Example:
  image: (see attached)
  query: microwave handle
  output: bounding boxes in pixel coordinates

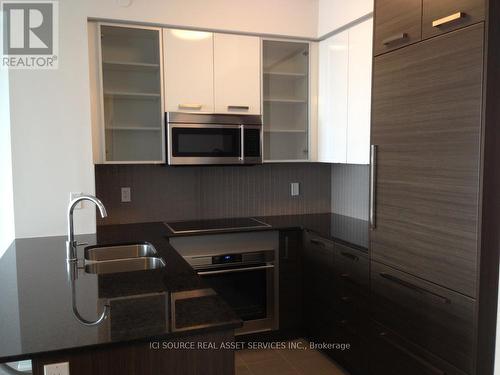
[240,124,244,161]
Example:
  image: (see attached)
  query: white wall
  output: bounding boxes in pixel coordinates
[0,64,15,254]
[318,0,373,36]
[9,0,320,238]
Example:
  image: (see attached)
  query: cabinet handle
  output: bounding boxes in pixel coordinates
[432,12,466,28]
[378,332,446,375]
[340,251,359,262]
[382,33,408,46]
[228,105,250,111]
[379,273,451,304]
[310,239,327,247]
[369,145,377,230]
[341,273,360,287]
[283,235,289,260]
[178,104,202,110]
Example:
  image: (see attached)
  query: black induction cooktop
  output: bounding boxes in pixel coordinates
[165,217,271,234]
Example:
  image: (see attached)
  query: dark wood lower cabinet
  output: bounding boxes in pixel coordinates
[278,230,303,336]
[370,261,475,373]
[370,321,468,375]
[302,231,370,375]
[31,331,235,375]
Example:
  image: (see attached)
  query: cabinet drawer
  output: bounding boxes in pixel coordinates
[334,243,369,294]
[422,0,485,39]
[374,0,422,55]
[370,321,468,375]
[371,262,474,373]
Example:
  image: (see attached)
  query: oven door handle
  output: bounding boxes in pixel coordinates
[197,264,274,276]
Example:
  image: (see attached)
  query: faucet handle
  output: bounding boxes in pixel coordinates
[76,242,88,247]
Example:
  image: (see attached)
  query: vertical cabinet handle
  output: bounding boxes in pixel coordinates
[240,124,244,161]
[283,235,289,259]
[370,145,377,230]
[432,12,466,28]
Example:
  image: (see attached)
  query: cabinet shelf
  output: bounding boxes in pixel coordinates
[263,71,306,78]
[104,91,161,100]
[263,98,307,103]
[103,61,160,71]
[105,126,161,131]
[264,129,307,133]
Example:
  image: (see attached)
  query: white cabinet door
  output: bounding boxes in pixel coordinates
[347,18,372,164]
[163,29,214,113]
[318,30,349,163]
[214,34,261,115]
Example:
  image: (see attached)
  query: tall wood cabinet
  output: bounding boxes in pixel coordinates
[369,0,500,374]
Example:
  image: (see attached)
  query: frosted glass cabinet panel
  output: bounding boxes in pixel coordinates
[99,25,164,163]
[263,40,310,161]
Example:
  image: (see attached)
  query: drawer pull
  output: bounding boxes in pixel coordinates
[382,33,408,46]
[379,332,446,375]
[178,104,202,110]
[380,273,451,304]
[341,273,361,287]
[228,105,250,111]
[340,251,359,262]
[310,239,327,247]
[432,12,466,28]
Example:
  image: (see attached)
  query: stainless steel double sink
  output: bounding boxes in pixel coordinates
[84,243,165,274]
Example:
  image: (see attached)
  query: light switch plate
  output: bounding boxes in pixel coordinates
[290,182,300,197]
[69,192,83,209]
[44,362,70,375]
[121,187,131,203]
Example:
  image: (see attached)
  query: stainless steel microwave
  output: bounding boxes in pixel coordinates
[166,112,262,165]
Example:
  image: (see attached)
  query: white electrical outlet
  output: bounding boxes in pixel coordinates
[290,182,300,197]
[121,187,131,203]
[44,362,70,375]
[69,192,83,209]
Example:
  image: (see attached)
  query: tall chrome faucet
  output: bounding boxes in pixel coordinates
[66,194,107,262]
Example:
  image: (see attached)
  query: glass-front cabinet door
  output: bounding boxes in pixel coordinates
[99,24,164,163]
[262,40,309,161]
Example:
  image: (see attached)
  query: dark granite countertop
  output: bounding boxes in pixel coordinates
[0,223,241,363]
[165,213,368,251]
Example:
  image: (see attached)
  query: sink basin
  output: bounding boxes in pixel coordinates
[84,257,165,274]
[85,243,157,262]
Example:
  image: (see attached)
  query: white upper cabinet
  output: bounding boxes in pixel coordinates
[214,34,261,114]
[318,30,348,163]
[318,17,373,164]
[347,18,372,164]
[163,29,214,113]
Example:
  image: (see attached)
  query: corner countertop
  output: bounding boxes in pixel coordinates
[164,213,369,251]
[0,223,241,363]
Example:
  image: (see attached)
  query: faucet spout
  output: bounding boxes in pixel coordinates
[66,194,107,262]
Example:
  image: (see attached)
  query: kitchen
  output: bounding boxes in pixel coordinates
[1,0,499,375]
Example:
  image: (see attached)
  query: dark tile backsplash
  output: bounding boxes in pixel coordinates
[95,163,332,225]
